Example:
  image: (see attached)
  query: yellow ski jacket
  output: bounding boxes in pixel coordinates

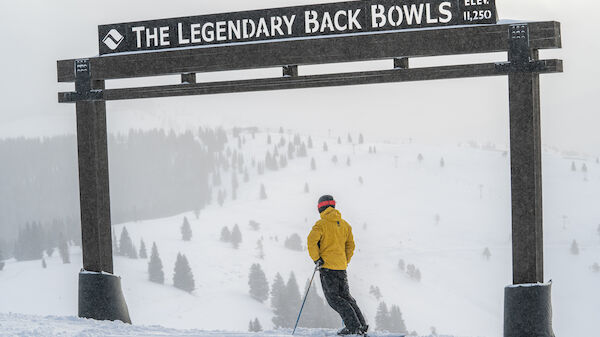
[307,207,355,270]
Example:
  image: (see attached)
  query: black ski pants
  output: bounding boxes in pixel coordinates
[319,268,366,330]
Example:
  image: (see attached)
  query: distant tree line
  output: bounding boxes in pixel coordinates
[0,127,227,255]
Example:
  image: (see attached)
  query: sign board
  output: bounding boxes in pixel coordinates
[98,0,497,55]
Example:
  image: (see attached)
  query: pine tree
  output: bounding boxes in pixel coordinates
[398,259,405,271]
[253,318,263,332]
[220,226,231,242]
[0,246,4,271]
[308,136,313,149]
[173,253,195,292]
[440,157,445,168]
[42,258,47,269]
[347,133,353,143]
[358,176,364,185]
[260,184,267,200]
[256,240,265,259]
[389,305,408,333]
[283,272,302,328]
[337,136,342,144]
[58,233,70,264]
[298,142,308,157]
[139,239,148,259]
[570,240,579,255]
[375,302,391,331]
[148,242,165,284]
[592,262,600,273]
[332,155,338,164]
[417,153,424,162]
[346,157,351,167]
[181,216,192,241]
[311,157,317,171]
[323,142,329,152]
[571,161,577,171]
[119,227,134,257]
[271,273,288,328]
[249,318,263,332]
[483,247,492,260]
[267,134,272,145]
[249,263,270,302]
[304,182,310,193]
[231,224,242,249]
[359,133,364,144]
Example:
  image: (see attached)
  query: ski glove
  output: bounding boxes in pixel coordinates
[314,258,324,268]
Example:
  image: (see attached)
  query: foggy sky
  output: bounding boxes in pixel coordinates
[0,0,597,156]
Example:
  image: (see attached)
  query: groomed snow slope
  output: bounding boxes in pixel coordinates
[0,132,598,337]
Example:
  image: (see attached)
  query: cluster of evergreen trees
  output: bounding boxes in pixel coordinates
[147,242,195,292]
[13,221,72,264]
[375,302,408,333]
[247,266,339,329]
[284,234,303,251]
[248,318,263,332]
[398,259,422,282]
[114,227,142,259]
[220,224,243,249]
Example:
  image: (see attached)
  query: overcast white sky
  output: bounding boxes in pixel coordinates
[0,0,597,155]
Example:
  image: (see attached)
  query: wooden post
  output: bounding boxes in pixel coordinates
[507,25,544,284]
[75,60,113,274]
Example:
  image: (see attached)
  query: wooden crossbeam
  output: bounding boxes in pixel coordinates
[58,60,562,103]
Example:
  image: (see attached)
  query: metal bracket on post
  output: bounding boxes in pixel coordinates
[62,59,104,102]
[283,65,298,77]
[393,57,409,69]
[496,24,549,73]
[181,73,197,84]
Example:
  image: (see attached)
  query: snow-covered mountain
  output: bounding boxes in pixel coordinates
[0,130,598,337]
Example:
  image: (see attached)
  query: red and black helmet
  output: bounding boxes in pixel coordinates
[318,195,336,213]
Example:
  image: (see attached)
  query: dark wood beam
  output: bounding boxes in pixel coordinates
[75,79,113,273]
[59,60,562,102]
[57,21,560,82]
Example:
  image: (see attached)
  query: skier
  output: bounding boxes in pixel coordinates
[307,195,368,336]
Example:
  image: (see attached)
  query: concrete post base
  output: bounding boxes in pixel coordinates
[78,271,131,324]
[504,282,554,337]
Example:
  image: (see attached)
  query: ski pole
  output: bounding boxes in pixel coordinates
[292,264,319,335]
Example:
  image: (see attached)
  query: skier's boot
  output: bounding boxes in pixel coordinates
[359,324,369,335]
[337,326,363,336]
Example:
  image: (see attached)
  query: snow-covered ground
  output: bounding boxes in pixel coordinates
[0,131,598,337]
[0,312,416,337]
